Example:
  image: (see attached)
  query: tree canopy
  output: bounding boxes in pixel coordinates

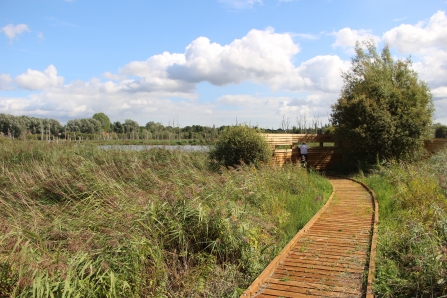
[331,40,434,167]
[66,118,102,134]
[92,112,111,132]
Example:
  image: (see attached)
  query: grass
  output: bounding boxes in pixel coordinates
[358,150,447,297]
[0,138,331,297]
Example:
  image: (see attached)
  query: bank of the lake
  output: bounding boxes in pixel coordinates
[0,139,331,297]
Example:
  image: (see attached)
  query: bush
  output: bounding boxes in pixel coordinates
[209,125,272,168]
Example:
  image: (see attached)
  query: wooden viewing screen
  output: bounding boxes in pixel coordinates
[263,134,447,171]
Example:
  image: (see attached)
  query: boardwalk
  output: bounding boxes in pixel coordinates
[242,177,377,297]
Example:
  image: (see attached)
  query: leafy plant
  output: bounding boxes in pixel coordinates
[209,125,272,168]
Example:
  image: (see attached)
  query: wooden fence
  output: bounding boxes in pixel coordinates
[263,134,447,170]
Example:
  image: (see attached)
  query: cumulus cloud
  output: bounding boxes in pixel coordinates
[0,74,14,90]
[275,55,350,93]
[413,49,447,89]
[118,51,195,93]
[1,27,352,127]
[383,10,447,53]
[15,65,64,90]
[332,28,380,52]
[102,72,125,81]
[216,93,334,126]
[167,28,299,87]
[1,24,30,41]
[86,28,344,98]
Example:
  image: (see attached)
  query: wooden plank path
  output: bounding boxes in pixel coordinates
[241,177,378,298]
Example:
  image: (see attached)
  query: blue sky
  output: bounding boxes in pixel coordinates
[1,0,447,128]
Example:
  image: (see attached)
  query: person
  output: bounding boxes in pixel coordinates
[298,142,308,163]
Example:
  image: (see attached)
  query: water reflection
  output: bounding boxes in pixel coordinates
[99,145,209,152]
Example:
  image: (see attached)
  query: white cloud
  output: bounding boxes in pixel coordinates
[167,28,300,87]
[0,27,350,127]
[0,74,14,90]
[275,55,350,93]
[218,0,262,9]
[383,10,447,53]
[332,28,381,52]
[1,24,30,41]
[432,86,447,98]
[413,49,447,89]
[37,32,44,40]
[15,65,64,90]
[102,72,125,81]
[4,20,446,127]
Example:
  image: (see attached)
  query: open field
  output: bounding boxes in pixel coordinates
[0,139,331,297]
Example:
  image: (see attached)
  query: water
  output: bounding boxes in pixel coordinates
[98,145,209,152]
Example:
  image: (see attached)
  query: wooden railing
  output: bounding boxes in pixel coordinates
[263,134,447,170]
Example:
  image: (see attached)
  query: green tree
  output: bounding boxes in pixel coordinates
[209,125,272,168]
[433,123,447,138]
[67,118,102,134]
[92,112,111,132]
[331,40,434,168]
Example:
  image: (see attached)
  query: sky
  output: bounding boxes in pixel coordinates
[1,0,447,129]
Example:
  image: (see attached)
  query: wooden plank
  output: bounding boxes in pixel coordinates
[241,190,336,297]
[241,178,377,298]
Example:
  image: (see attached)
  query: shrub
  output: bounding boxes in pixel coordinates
[209,125,272,168]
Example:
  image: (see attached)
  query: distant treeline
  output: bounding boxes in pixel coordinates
[1,113,445,141]
[0,113,315,142]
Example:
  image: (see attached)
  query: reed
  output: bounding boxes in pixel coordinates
[0,139,331,297]
[358,150,447,297]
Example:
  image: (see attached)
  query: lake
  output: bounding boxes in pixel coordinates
[98,145,209,152]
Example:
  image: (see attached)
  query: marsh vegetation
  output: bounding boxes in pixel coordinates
[359,150,447,297]
[0,139,331,297]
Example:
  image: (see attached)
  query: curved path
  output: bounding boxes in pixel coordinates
[241,177,377,297]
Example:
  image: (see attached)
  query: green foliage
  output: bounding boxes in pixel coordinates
[66,118,102,134]
[92,112,111,132]
[209,125,272,168]
[331,40,434,169]
[433,123,447,138]
[0,140,330,297]
[359,150,447,297]
[323,125,335,135]
[0,114,62,138]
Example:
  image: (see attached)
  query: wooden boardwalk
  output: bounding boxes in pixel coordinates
[241,177,378,297]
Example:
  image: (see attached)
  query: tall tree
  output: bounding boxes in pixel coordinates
[92,112,111,132]
[331,40,434,168]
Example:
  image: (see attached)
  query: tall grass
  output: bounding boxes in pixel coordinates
[0,139,331,297]
[358,150,447,297]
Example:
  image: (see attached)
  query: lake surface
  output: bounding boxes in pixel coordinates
[99,145,209,152]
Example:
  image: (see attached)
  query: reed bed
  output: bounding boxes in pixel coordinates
[0,139,331,297]
[358,150,447,297]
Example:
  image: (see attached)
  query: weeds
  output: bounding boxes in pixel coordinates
[0,139,331,297]
[359,150,447,297]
